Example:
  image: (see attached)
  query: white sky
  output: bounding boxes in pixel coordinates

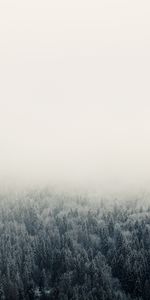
[0,0,150,190]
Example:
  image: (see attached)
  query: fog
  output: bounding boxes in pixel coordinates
[0,0,150,192]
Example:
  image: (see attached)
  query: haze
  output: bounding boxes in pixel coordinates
[0,0,150,192]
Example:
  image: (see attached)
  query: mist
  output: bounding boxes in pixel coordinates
[0,0,150,193]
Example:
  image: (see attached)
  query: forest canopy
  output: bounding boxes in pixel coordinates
[0,189,149,300]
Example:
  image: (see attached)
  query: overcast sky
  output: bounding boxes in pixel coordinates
[0,0,150,191]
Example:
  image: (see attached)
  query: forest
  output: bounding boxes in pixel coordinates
[0,189,149,300]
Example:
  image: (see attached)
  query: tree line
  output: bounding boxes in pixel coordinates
[0,190,149,299]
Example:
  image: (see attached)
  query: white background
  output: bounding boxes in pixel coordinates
[0,0,150,191]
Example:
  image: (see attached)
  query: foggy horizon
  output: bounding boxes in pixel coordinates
[1,3,150,299]
[1,0,150,192]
